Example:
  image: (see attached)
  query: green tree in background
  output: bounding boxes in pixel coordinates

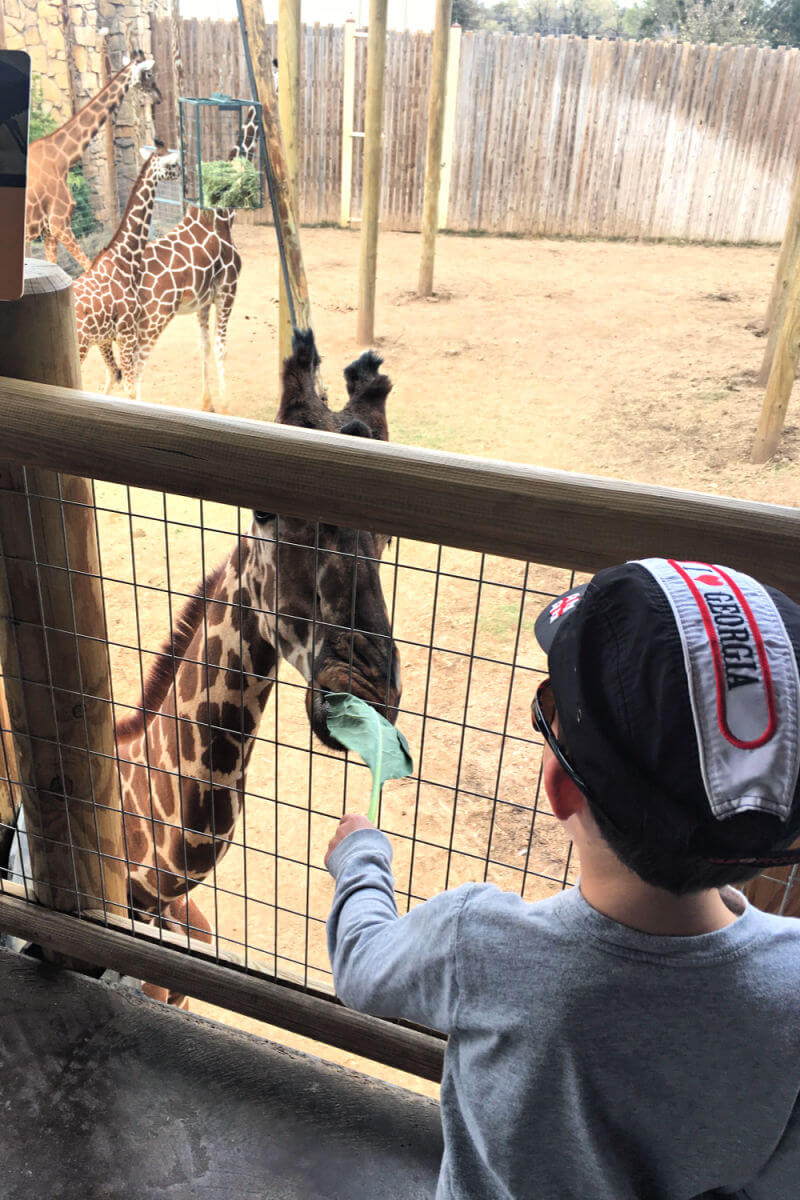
[625,0,767,40]
[454,0,625,34]
[455,0,800,43]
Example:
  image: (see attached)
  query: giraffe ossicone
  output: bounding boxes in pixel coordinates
[117,329,401,1006]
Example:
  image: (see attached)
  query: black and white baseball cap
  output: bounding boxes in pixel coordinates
[534,559,800,867]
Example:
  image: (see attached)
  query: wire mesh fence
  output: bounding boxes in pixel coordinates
[26,147,185,278]
[1,457,799,1053]
[0,473,590,998]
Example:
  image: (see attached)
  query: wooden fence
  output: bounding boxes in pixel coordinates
[152,19,800,243]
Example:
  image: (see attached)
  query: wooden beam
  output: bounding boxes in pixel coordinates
[758,160,800,385]
[340,18,357,228]
[237,0,311,345]
[438,23,461,231]
[357,0,388,345]
[0,887,446,1081]
[0,262,128,921]
[278,0,301,367]
[418,0,452,297]
[1,374,800,597]
[752,255,800,463]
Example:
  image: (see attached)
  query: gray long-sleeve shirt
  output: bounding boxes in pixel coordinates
[326,828,800,1200]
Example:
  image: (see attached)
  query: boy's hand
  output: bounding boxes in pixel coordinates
[325,813,375,867]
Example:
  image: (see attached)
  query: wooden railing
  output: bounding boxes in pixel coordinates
[1,368,799,1074]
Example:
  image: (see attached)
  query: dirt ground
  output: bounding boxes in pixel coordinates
[80,227,799,1100]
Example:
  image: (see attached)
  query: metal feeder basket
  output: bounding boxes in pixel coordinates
[178,94,264,211]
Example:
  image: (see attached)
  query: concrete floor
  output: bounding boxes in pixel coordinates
[0,947,443,1200]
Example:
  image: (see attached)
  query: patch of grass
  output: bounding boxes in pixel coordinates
[479,597,522,641]
[697,389,730,403]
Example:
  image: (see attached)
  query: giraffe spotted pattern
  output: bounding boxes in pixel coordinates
[116,330,401,1005]
[73,147,181,399]
[26,50,161,271]
[101,107,260,411]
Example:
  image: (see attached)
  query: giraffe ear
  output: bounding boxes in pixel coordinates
[122,54,131,66]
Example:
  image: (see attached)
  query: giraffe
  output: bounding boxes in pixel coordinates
[26,50,162,271]
[101,106,260,412]
[73,145,182,400]
[115,328,400,1005]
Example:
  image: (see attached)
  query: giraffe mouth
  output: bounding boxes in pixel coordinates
[309,689,344,750]
[307,685,399,750]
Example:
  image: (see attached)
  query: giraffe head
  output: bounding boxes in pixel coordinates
[139,141,181,182]
[250,329,400,749]
[127,49,162,106]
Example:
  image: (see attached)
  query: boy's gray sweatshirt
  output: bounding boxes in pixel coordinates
[326,828,800,1200]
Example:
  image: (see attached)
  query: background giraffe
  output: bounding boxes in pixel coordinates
[115,329,399,1004]
[102,106,260,411]
[26,50,162,271]
[74,145,181,398]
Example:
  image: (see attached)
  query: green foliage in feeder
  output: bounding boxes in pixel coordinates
[199,156,261,209]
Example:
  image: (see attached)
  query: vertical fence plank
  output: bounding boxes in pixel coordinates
[150,17,800,242]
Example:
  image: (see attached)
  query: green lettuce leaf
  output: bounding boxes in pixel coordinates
[324,692,413,823]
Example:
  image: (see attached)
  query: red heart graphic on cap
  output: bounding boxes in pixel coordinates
[696,573,723,586]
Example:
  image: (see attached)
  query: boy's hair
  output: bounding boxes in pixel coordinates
[586,799,780,895]
[535,559,800,896]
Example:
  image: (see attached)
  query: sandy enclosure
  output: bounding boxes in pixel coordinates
[79,228,799,1098]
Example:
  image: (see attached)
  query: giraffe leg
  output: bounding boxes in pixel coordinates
[141,894,213,1009]
[99,341,122,393]
[212,284,238,415]
[53,225,93,273]
[118,323,141,401]
[43,231,59,265]
[197,307,215,412]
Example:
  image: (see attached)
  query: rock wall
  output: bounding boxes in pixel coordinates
[3,0,170,231]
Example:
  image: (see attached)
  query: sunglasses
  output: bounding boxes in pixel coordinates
[531,677,591,799]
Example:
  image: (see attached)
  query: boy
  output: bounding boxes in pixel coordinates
[325,558,800,1199]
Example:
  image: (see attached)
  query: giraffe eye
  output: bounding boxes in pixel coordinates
[253,511,275,525]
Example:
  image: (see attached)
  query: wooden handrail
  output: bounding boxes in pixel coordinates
[1,376,799,595]
[0,886,446,1081]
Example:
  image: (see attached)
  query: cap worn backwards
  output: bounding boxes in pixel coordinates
[534,559,800,868]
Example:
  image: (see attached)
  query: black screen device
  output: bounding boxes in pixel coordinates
[0,49,31,302]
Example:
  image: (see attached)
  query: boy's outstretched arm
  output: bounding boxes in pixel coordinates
[325,814,472,1034]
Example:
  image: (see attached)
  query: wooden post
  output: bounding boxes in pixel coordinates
[418,0,453,296]
[752,255,800,463]
[438,23,461,231]
[356,0,388,346]
[340,18,357,228]
[278,0,301,368]
[758,162,800,386]
[238,0,312,355]
[0,261,128,919]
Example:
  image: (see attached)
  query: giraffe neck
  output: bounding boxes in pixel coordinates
[122,537,279,892]
[48,65,135,168]
[101,157,161,266]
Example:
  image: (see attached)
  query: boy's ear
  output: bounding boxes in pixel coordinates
[543,751,586,822]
